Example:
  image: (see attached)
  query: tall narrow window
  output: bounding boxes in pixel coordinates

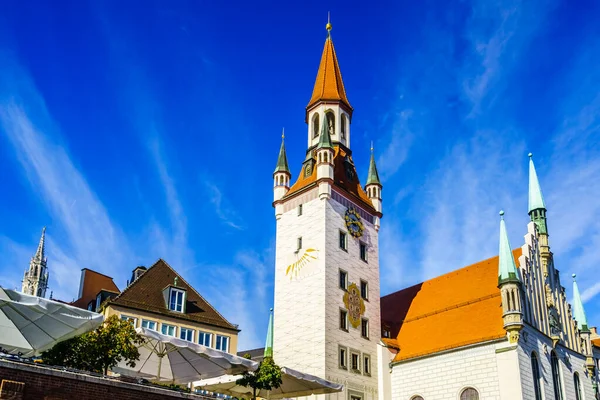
[338,346,347,369]
[340,309,348,331]
[551,351,564,400]
[574,373,583,400]
[297,237,302,251]
[360,242,367,262]
[326,112,335,136]
[361,318,369,339]
[169,288,185,312]
[298,204,303,216]
[313,114,320,138]
[360,280,368,300]
[339,231,347,251]
[350,352,360,371]
[363,354,370,375]
[531,352,543,400]
[339,270,348,290]
[341,114,347,139]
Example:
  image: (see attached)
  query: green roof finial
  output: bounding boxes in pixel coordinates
[274,129,290,174]
[317,111,333,149]
[366,142,381,186]
[572,274,589,332]
[498,210,519,286]
[528,153,546,213]
[264,308,274,358]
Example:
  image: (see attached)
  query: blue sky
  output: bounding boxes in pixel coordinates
[1,0,599,351]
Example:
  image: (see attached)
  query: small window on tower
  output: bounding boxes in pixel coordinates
[360,280,368,300]
[297,237,303,251]
[298,204,303,216]
[360,242,368,262]
[339,269,348,290]
[341,114,347,139]
[363,354,371,376]
[361,318,369,339]
[338,346,347,369]
[339,231,347,251]
[351,352,360,371]
[340,309,348,331]
[326,111,335,136]
[313,114,320,138]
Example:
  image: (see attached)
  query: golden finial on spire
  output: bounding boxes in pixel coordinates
[282,127,285,140]
[370,141,374,153]
[326,12,332,33]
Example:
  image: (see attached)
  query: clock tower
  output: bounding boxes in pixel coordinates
[272,21,382,400]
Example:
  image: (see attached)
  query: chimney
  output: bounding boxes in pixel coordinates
[130,266,147,285]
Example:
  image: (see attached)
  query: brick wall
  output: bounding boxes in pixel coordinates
[0,359,205,400]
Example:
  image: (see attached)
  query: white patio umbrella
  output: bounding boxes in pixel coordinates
[112,327,258,384]
[0,287,104,357]
[197,366,344,399]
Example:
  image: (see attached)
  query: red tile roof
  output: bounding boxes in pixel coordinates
[107,259,238,331]
[381,249,522,362]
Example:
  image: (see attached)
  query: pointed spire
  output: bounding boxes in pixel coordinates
[572,274,589,332]
[366,143,381,186]
[34,227,46,261]
[307,17,351,111]
[528,153,546,213]
[264,308,274,358]
[498,211,519,286]
[274,129,290,174]
[317,112,333,149]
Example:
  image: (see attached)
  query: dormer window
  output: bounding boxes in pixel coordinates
[169,288,185,312]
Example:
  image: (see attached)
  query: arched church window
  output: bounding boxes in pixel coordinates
[551,351,564,400]
[326,111,335,136]
[313,114,320,138]
[531,352,543,400]
[574,372,583,400]
[341,114,347,139]
[460,388,479,400]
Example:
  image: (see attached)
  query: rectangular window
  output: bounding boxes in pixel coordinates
[87,302,93,311]
[297,237,303,251]
[340,309,348,331]
[169,288,185,312]
[351,352,360,371]
[338,346,347,369]
[180,328,194,342]
[383,329,391,338]
[363,354,371,375]
[198,331,212,347]
[121,315,137,326]
[339,231,347,251]
[161,323,176,337]
[359,242,367,262]
[339,269,348,290]
[361,318,369,339]
[360,280,368,300]
[95,294,102,311]
[215,335,229,352]
[298,204,303,216]
[141,319,157,331]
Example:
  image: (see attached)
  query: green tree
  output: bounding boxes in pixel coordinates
[42,314,144,375]
[236,356,283,400]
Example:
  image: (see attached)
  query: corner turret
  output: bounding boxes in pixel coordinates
[365,144,382,230]
[273,129,291,219]
[528,153,551,272]
[316,112,334,200]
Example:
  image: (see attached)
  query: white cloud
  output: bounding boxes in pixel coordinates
[202,179,245,230]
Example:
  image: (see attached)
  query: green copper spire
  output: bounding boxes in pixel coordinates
[274,129,290,174]
[317,113,333,149]
[498,210,519,286]
[366,143,381,186]
[528,153,548,234]
[264,308,274,358]
[572,274,589,332]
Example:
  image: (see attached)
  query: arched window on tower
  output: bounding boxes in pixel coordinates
[326,111,335,136]
[551,351,564,400]
[312,113,320,138]
[341,114,347,139]
[531,352,543,400]
[460,388,479,400]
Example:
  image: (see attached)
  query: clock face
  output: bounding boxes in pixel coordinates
[344,207,364,238]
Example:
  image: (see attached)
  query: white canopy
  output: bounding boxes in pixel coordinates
[0,287,104,357]
[197,366,344,399]
[112,327,258,384]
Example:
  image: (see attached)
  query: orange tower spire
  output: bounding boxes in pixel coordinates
[306,15,352,115]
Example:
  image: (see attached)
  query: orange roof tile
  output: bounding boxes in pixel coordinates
[592,338,600,348]
[381,338,400,350]
[381,248,522,363]
[307,36,351,111]
[284,146,375,213]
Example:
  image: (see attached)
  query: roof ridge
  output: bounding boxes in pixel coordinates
[402,292,500,324]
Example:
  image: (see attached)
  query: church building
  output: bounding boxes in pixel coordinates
[21,227,49,298]
[271,21,599,400]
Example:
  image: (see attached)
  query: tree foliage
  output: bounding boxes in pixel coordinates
[42,314,144,375]
[236,356,282,400]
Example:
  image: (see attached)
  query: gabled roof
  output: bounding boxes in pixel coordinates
[107,259,238,331]
[72,269,120,309]
[381,248,522,363]
[306,34,351,111]
[284,146,375,213]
